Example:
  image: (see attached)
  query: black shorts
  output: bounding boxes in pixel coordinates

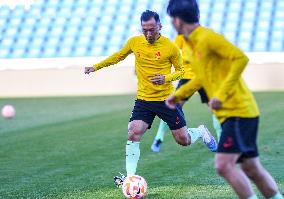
[217,117,259,162]
[176,79,208,103]
[129,99,186,130]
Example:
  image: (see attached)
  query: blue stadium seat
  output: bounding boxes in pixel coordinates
[89,46,102,57]
[150,1,164,13]
[245,0,258,11]
[0,48,10,58]
[64,26,79,37]
[0,17,6,29]
[228,1,242,13]
[12,47,26,58]
[93,34,108,48]
[41,47,56,58]
[3,26,18,37]
[57,46,73,57]
[270,28,284,51]
[222,17,236,32]
[253,30,269,51]
[73,45,88,57]
[199,0,211,14]
[25,47,41,58]
[273,7,284,32]
[15,37,30,49]
[0,37,14,48]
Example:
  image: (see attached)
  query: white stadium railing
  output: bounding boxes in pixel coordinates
[0,52,284,97]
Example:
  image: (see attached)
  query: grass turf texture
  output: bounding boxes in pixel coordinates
[0,92,283,199]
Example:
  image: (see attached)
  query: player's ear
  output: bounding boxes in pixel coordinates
[158,23,162,30]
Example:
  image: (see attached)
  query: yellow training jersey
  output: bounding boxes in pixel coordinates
[174,26,259,123]
[175,35,195,79]
[93,35,184,101]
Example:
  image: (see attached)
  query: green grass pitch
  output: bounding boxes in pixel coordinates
[0,92,283,199]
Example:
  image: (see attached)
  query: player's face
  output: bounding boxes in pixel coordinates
[171,17,183,35]
[141,18,161,44]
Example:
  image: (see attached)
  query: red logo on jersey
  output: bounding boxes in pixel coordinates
[223,137,234,148]
[196,50,202,59]
[155,51,161,59]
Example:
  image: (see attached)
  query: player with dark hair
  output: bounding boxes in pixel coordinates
[85,10,217,187]
[166,1,283,199]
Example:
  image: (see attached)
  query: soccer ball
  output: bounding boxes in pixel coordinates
[1,105,16,119]
[122,175,148,199]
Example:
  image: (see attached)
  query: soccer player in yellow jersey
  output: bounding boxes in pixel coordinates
[166,1,283,199]
[151,34,222,152]
[85,10,217,187]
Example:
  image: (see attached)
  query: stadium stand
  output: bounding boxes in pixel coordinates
[0,0,283,58]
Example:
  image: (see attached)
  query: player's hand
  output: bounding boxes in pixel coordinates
[208,97,222,110]
[84,67,95,74]
[150,74,165,85]
[165,95,177,109]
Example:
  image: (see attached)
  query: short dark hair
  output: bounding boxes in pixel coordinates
[140,10,160,24]
[167,0,200,23]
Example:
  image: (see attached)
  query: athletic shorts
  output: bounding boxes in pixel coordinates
[176,79,208,103]
[129,99,186,130]
[217,117,259,162]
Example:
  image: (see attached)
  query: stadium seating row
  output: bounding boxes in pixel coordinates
[0,0,283,58]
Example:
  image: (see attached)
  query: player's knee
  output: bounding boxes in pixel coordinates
[215,163,228,177]
[128,126,143,140]
[174,134,189,146]
[171,127,190,146]
[215,158,231,177]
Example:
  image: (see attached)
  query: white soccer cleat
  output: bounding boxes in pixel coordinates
[198,125,218,152]
[113,172,126,188]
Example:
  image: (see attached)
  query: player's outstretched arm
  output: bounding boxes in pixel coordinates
[84,39,133,74]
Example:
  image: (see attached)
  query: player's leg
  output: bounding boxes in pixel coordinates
[215,153,256,199]
[236,117,283,199]
[171,124,217,151]
[151,79,189,152]
[241,157,283,199]
[179,85,217,151]
[157,102,217,151]
[114,119,149,188]
[114,100,155,187]
[126,120,149,176]
[126,100,156,176]
[215,117,260,198]
[197,87,222,141]
[151,99,188,152]
[239,117,282,198]
[151,119,168,152]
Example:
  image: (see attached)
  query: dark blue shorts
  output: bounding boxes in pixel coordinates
[176,79,208,103]
[129,99,186,130]
[217,117,259,162]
